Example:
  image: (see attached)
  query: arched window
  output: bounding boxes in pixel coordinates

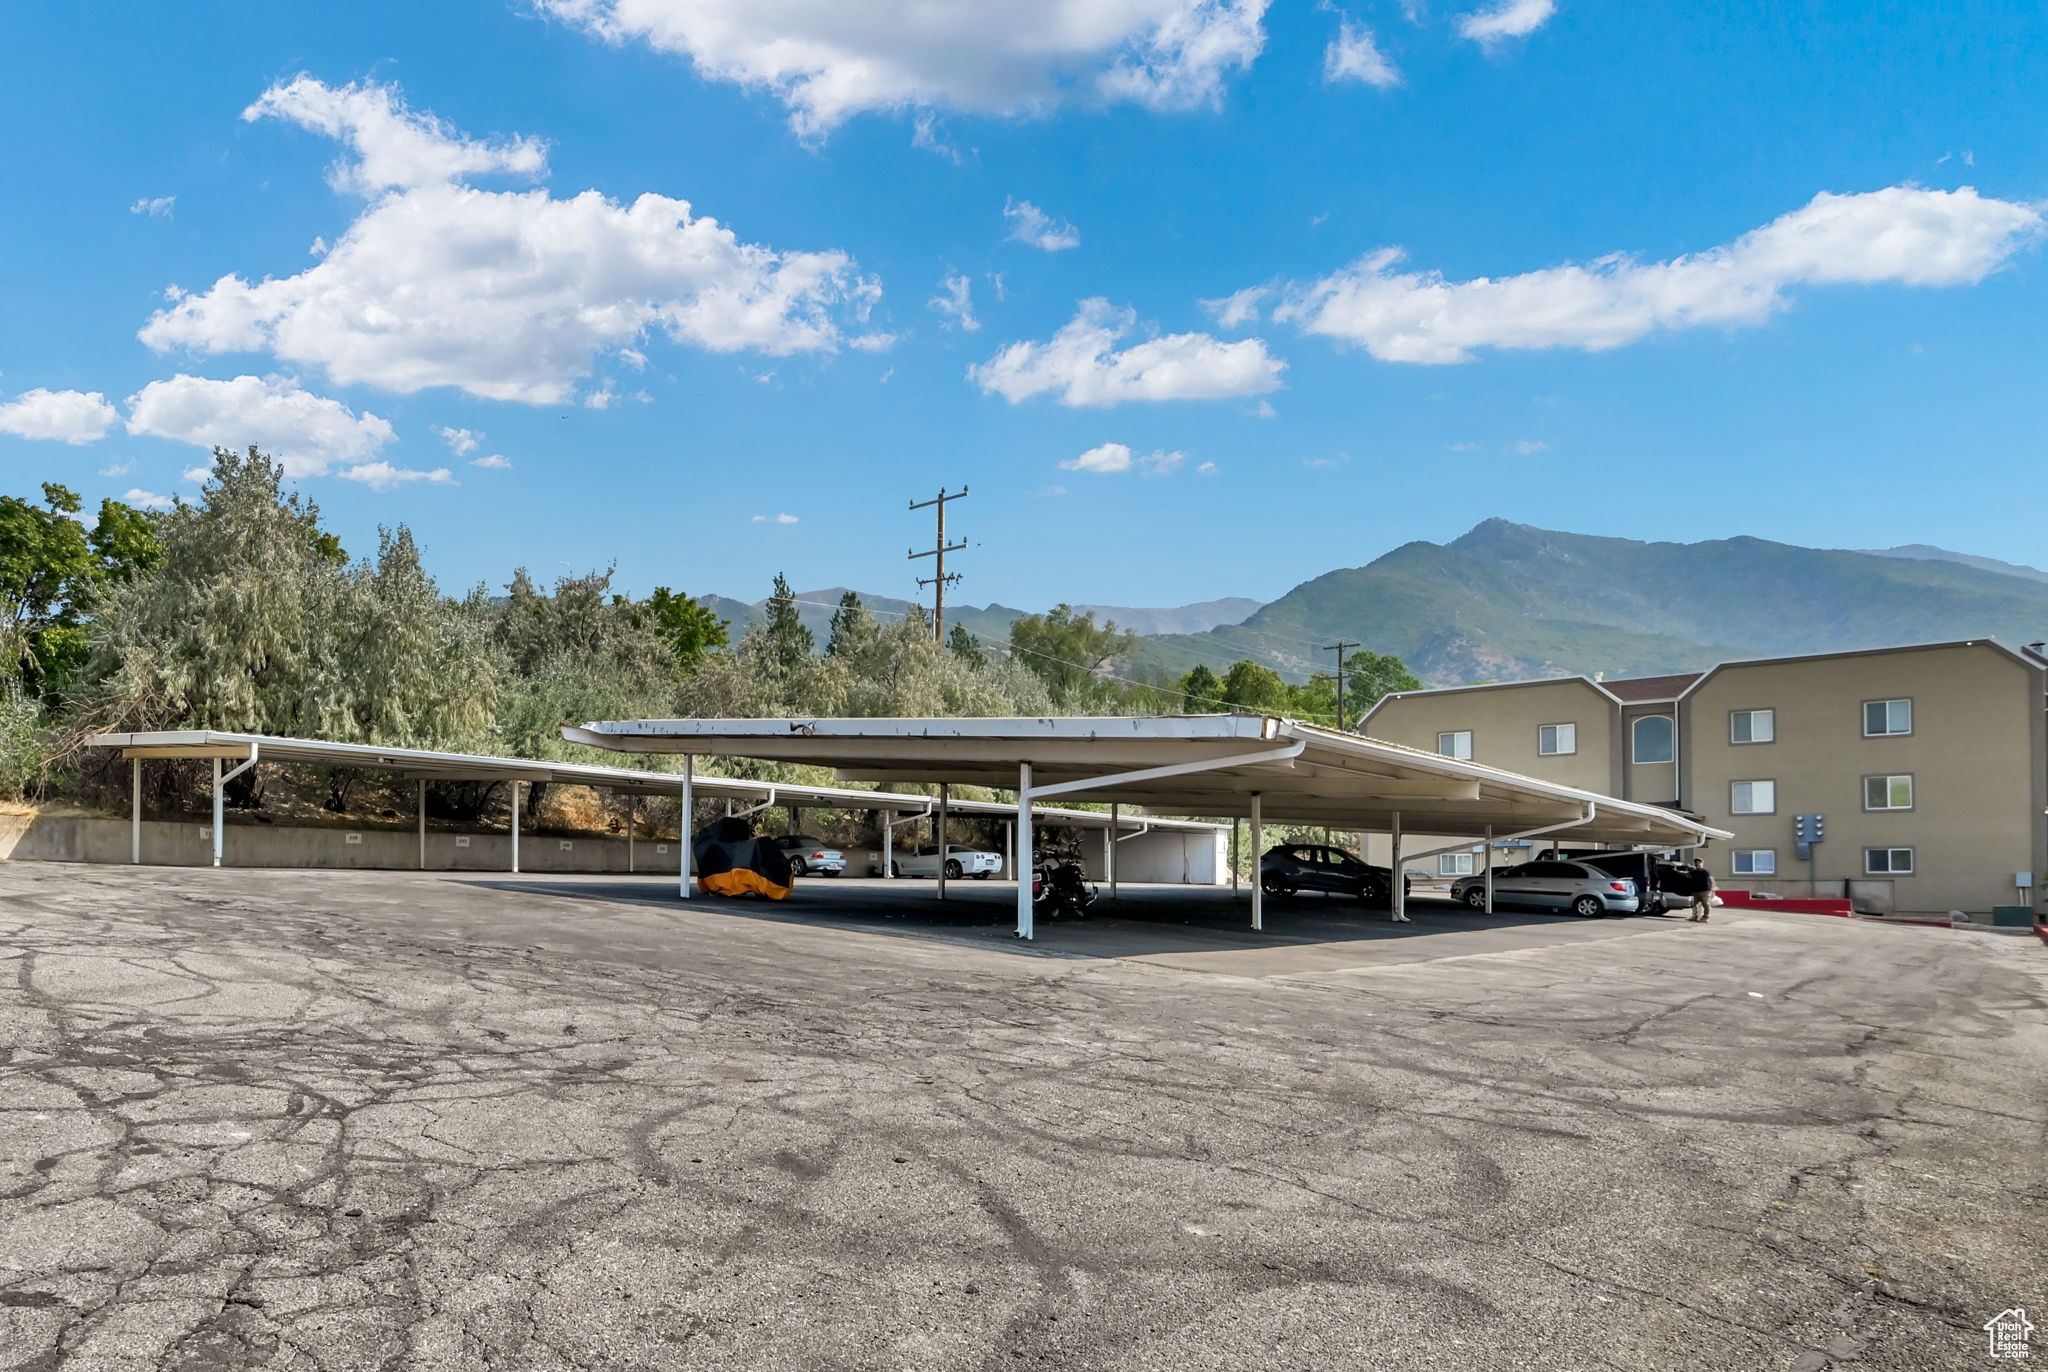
[1632,714,1675,764]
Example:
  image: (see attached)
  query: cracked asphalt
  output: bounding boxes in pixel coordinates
[1,863,2042,1371]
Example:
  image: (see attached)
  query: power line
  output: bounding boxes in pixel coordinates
[1322,640,1360,730]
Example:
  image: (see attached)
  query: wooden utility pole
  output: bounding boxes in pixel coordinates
[1322,640,1360,730]
[908,487,969,645]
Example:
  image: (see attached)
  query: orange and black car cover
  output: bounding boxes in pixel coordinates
[692,816,794,900]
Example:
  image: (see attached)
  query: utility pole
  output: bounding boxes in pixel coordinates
[908,487,969,645]
[1322,639,1360,730]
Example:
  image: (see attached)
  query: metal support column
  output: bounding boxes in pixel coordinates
[1230,819,1239,894]
[883,810,895,878]
[211,757,224,868]
[1391,810,1409,922]
[1014,763,1034,940]
[417,778,427,870]
[1250,792,1263,931]
[510,781,521,874]
[1107,803,1119,901]
[1483,824,1494,914]
[130,758,141,865]
[627,799,635,874]
[936,783,949,902]
[1003,820,1014,879]
[679,756,694,898]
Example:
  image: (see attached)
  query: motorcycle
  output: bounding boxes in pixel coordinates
[1032,853,1098,920]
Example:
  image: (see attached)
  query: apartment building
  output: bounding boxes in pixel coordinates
[1360,640,2048,917]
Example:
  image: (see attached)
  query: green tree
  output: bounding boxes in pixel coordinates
[1341,649,1423,712]
[760,572,815,674]
[946,621,979,666]
[825,590,878,658]
[647,587,729,672]
[1219,659,1291,714]
[1177,663,1223,711]
[1007,605,1136,704]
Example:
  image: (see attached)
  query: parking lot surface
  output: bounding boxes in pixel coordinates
[1,863,2042,1371]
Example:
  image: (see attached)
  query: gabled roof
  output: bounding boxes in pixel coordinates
[1601,672,1703,703]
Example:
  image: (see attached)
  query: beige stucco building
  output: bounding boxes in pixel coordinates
[1360,640,2048,917]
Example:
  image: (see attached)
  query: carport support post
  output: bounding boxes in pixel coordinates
[627,799,635,874]
[1014,763,1034,940]
[1002,820,1013,879]
[678,756,694,898]
[1107,803,1119,901]
[1483,824,1494,914]
[882,811,894,879]
[417,779,426,870]
[130,758,141,864]
[1250,792,1263,931]
[211,757,223,868]
[936,783,949,902]
[1230,820,1239,895]
[1391,810,1409,922]
[510,781,521,874]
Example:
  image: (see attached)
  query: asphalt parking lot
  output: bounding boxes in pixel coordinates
[2,863,2042,1371]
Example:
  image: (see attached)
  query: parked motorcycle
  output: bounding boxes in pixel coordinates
[1032,853,1098,920]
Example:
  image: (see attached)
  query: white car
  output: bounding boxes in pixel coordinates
[891,844,1003,879]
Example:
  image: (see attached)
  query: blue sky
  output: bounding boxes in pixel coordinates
[2,1,2044,610]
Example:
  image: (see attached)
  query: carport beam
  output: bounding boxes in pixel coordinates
[1483,824,1493,914]
[627,800,635,874]
[417,779,426,870]
[1250,792,1263,931]
[510,781,521,874]
[1391,811,1408,922]
[1015,763,1034,940]
[130,758,141,864]
[936,783,949,902]
[209,746,258,869]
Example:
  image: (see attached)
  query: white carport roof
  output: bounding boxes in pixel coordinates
[85,731,1223,835]
[561,715,1728,848]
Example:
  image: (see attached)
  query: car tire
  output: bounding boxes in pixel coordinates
[972,870,990,880]
[1358,881,1384,903]
[891,862,902,878]
[1572,895,1605,919]
[1260,873,1291,896]
[789,857,807,877]
[943,859,963,880]
[1463,887,1488,911]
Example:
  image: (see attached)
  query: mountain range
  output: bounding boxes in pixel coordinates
[697,521,2048,688]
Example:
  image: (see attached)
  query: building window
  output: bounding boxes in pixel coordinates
[1863,698,1912,736]
[1632,714,1675,763]
[1730,709,1774,744]
[1732,849,1776,876]
[1439,852,1477,876]
[1538,723,1577,756]
[1863,774,1913,811]
[1730,779,1776,815]
[1865,847,1915,875]
[1438,730,1473,760]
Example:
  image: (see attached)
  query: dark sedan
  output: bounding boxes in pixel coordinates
[1259,843,1409,903]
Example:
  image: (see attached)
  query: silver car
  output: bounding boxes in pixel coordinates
[773,835,845,877]
[1450,859,1639,918]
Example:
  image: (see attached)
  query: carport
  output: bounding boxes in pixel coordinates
[561,715,1730,938]
[85,731,1222,881]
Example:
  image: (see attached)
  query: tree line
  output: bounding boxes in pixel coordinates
[0,446,1419,810]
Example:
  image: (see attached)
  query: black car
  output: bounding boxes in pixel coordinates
[1259,843,1409,902]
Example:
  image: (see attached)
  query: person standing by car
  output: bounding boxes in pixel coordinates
[1687,858,1716,922]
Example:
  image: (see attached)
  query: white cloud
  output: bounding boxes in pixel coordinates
[584,383,619,409]
[244,75,547,195]
[1275,186,2047,364]
[1196,460,1218,474]
[470,453,513,470]
[181,466,213,482]
[1058,442,1184,475]
[1202,284,1269,328]
[1456,0,1556,44]
[122,489,174,510]
[929,273,979,331]
[1004,198,1080,252]
[1061,441,1132,473]
[140,78,879,405]
[751,512,799,524]
[1511,438,1548,454]
[0,388,119,444]
[538,0,1269,137]
[1324,20,1400,87]
[130,195,177,218]
[971,297,1285,406]
[434,424,481,455]
[99,460,137,477]
[125,374,396,478]
[336,461,456,491]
